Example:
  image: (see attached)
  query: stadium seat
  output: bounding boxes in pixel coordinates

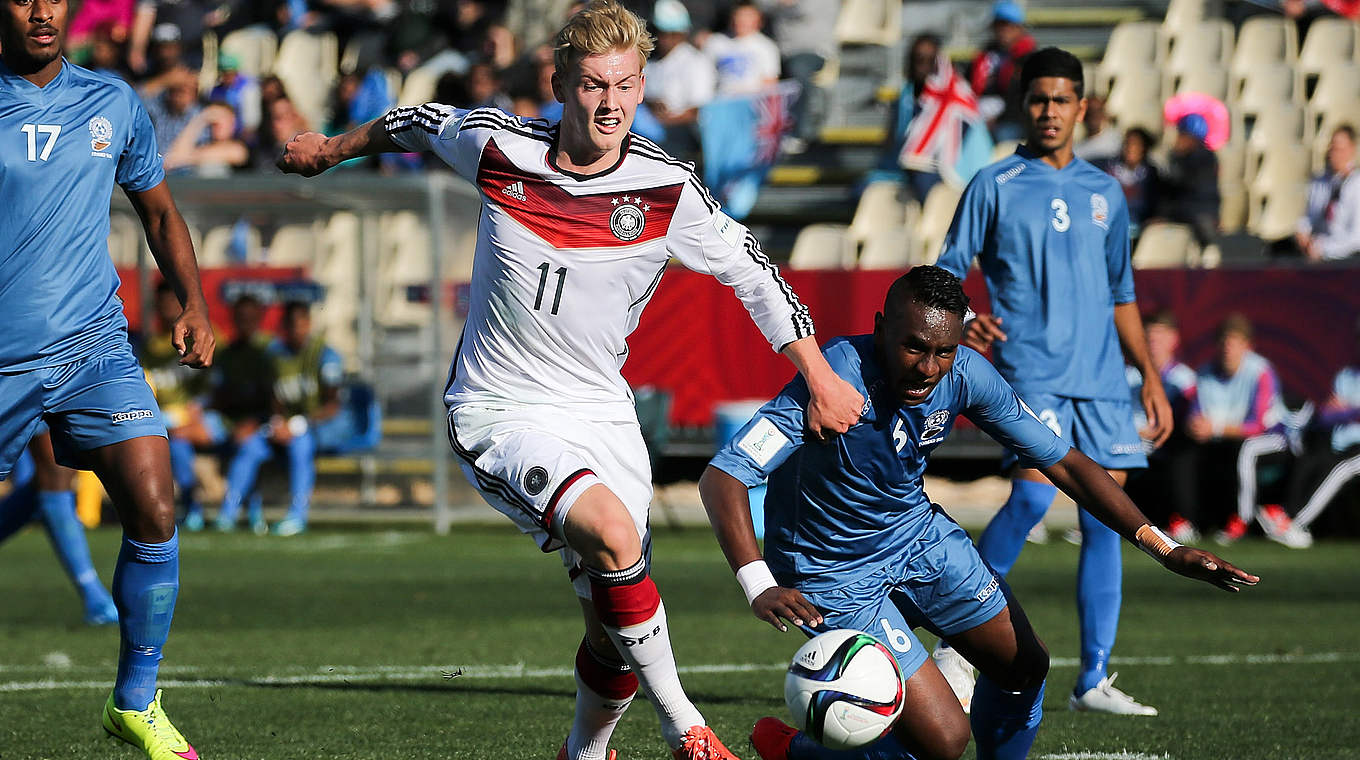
[858,230,917,270]
[1220,182,1248,235]
[1229,16,1299,77]
[198,31,219,94]
[1305,63,1360,140]
[914,183,963,266]
[1243,105,1305,182]
[1161,0,1204,34]
[1247,181,1308,241]
[201,223,261,265]
[219,26,278,79]
[1132,222,1198,268]
[1106,69,1163,132]
[1161,19,1235,76]
[789,224,855,270]
[265,223,321,266]
[848,181,910,243]
[1166,64,1229,102]
[834,0,902,47]
[1249,143,1310,198]
[1096,21,1160,96]
[398,64,444,107]
[376,211,434,325]
[1217,139,1246,185]
[273,31,340,131]
[107,212,142,268]
[1230,63,1296,118]
[1296,17,1358,98]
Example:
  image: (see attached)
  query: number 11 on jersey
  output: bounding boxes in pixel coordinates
[534,262,567,315]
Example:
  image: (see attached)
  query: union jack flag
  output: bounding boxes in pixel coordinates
[899,54,983,183]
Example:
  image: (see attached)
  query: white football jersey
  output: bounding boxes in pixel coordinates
[385,105,814,421]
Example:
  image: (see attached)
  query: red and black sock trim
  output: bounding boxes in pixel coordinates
[588,558,659,628]
[576,638,638,700]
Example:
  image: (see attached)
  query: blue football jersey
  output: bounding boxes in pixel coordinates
[0,60,164,372]
[937,146,1135,401]
[709,335,1071,592]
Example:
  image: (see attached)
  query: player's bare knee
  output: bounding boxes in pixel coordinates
[905,717,970,760]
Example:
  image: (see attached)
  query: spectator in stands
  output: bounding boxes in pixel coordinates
[970,0,1036,141]
[1160,113,1220,249]
[128,0,218,73]
[705,1,780,96]
[1282,316,1360,544]
[217,301,344,537]
[644,0,715,161]
[1124,310,1198,539]
[135,22,189,88]
[85,22,133,78]
[466,61,515,111]
[870,32,992,201]
[1297,124,1360,262]
[760,0,837,153]
[1073,95,1119,163]
[162,101,250,174]
[1170,314,1295,544]
[213,294,278,535]
[256,94,311,169]
[66,0,135,65]
[1099,127,1161,243]
[139,282,218,531]
[143,67,204,155]
[208,52,262,144]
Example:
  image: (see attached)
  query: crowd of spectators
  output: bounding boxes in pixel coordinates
[138,283,350,536]
[1123,310,1360,547]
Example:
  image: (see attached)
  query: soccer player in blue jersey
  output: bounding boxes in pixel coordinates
[700,267,1256,760]
[934,47,1175,716]
[1,0,215,756]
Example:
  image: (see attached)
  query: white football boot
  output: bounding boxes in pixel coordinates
[1069,673,1158,716]
[931,644,977,714]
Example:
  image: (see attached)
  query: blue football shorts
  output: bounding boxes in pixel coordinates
[1003,391,1147,471]
[798,507,1010,680]
[0,342,166,480]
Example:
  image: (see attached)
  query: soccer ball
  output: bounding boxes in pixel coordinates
[784,628,905,750]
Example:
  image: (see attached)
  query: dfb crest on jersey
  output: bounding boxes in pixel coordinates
[1090,192,1109,230]
[609,196,646,242]
[921,410,950,441]
[523,466,549,496]
[88,116,113,154]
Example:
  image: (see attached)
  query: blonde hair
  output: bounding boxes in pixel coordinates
[553,0,655,77]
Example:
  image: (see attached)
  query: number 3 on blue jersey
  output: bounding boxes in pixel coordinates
[1050,198,1070,232]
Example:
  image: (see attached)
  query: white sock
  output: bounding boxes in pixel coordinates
[566,640,635,760]
[602,600,703,749]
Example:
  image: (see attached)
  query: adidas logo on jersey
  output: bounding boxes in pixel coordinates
[502,181,527,202]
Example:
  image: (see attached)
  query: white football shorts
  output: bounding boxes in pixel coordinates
[447,404,654,598]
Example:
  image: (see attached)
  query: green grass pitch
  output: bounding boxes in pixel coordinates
[1,525,1358,759]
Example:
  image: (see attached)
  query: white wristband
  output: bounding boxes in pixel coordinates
[735,560,777,606]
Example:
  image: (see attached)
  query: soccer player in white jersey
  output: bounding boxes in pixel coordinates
[277,2,864,757]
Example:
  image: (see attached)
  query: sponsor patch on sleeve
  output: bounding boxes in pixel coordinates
[712,211,743,248]
[737,417,790,467]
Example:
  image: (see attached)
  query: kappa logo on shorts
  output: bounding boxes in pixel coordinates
[523,466,549,496]
[110,409,155,424]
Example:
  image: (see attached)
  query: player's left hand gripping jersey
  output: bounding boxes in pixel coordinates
[384,105,813,421]
[710,335,1070,591]
[0,61,164,372]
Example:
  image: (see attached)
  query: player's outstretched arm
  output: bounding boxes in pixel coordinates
[782,337,863,440]
[276,117,400,177]
[126,182,216,368]
[1113,302,1173,447]
[699,466,824,632]
[1041,449,1260,593]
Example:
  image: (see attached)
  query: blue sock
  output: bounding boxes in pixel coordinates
[284,430,316,523]
[218,432,270,524]
[247,492,265,527]
[112,531,179,711]
[167,438,201,518]
[789,730,916,760]
[1075,506,1122,694]
[37,491,108,601]
[977,480,1058,577]
[970,676,1044,760]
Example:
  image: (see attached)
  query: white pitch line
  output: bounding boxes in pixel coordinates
[2,652,1356,693]
[1040,753,1171,760]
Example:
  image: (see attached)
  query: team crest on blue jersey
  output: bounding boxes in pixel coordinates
[1090,193,1109,230]
[88,116,114,158]
[609,196,647,242]
[921,409,950,442]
